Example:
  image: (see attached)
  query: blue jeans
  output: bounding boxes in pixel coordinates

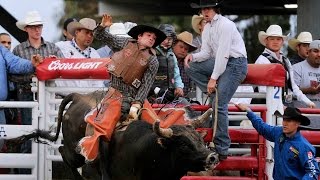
[186,57,247,155]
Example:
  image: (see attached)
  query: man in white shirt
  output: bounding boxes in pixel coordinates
[293,40,320,108]
[255,24,315,108]
[288,32,313,65]
[184,0,248,161]
[55,18,105,89]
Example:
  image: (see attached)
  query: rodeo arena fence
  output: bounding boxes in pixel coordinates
[0,58,319,180]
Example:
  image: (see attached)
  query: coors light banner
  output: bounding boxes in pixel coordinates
[36,58,110,81]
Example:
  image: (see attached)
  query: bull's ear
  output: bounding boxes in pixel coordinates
[157,138,168,149]
[198,130,208,139]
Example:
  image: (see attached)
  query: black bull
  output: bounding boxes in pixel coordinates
[9,91,217,180]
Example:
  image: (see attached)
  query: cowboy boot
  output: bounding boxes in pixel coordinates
[77,94,122,162]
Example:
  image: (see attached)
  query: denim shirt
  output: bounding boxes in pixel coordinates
[247,111,319,179]
[0,45,34,124]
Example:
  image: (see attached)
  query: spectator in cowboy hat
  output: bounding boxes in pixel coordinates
[13,11,63,174]
[292,40,320,108]
[288,32,313,65]
[235,103,319,179]
[173,31,197,95]
[13,10,63,124]
[54,18,105,89]
[191,15,206,53]
[255,24,315,108]
[185,0,248,162]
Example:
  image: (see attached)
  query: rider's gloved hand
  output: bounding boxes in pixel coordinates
[128,103,141,120]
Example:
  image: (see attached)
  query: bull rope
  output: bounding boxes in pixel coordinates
[209,88,218,149]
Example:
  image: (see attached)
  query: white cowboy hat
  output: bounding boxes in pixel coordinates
[16,11,44,31]
[258,25,288,46]
[176,31,197,52]
[109,23,131,38]
[191,15,204,35]
[288,32,313,51]
[67,18,97,36]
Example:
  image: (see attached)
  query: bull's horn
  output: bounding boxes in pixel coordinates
[190,108,213,128]
[153,120,173,138]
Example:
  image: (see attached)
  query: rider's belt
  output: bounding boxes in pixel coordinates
[155,75,167,81]
[108,42,153,88]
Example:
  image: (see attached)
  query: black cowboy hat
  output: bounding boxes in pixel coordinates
[190,0,223,9]
[128,25,166,48]
[274,107,310,126]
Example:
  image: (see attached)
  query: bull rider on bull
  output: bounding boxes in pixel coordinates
[77,14,213,162]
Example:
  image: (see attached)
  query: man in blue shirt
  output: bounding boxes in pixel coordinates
[235,103,319,179]
[0,45,41,150]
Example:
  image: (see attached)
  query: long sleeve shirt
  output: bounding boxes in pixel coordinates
[247,111,319,179]
[0,45,34,124]
[192,14,247,80]
[94,26,158,103]
[255,48,312,106]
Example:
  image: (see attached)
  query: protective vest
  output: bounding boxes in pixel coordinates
[152,49,175,90]
[108,41,155,88]
[262,53,293,103]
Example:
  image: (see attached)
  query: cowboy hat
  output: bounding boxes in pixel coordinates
[109,23,131,38]
[128,25,166,48]
[190,0,222,9]
[16,11,44,31]
[192,15,204,35]
[258,25,288,46]
[67,18,97,36]
[176,31,197,52]
[274,107,310,126]
[288,32,313,51]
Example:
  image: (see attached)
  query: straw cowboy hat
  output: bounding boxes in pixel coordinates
[109,23,131,38]
[258,25,288,46]
[128,25,166,48]
[67,18,97,36]
[176,31,197,52]
[16,11,44,31]
[288,32,313,51]
[190,0,222,9]
[192,15,204,35]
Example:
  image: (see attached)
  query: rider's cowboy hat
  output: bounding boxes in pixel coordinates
[274,107,310,126]
[16,11,44,31]
[190,0,222,9]
[176,31,197,52]
[192,15,205,35]
[67,18,97,36]
[258,25,288,46]
[128,25,166,48]
[288,32,313,51]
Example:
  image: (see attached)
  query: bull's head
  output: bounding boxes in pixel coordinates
[152,120,218,173]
